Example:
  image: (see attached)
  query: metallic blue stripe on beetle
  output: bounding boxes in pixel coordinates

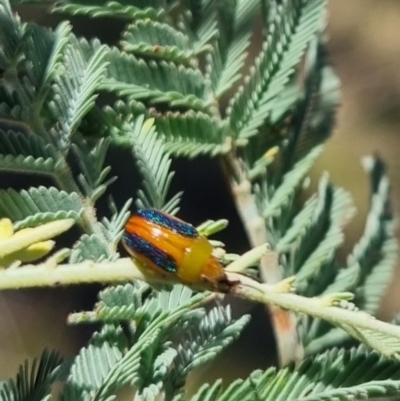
[137,209,198,238]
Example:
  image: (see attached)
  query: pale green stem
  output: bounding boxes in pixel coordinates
[229,273,400,359]
[0,258,146,289]
[227,162,302,365]
[1,257,400,358]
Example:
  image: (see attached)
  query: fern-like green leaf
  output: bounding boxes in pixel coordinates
[0,349,63,401]
[276,195,318,253]
[0,186,83,229]
[0,0,22,72]
[22,22,71,106]
[260,145,323,220]
[128,115,180,211]
[61,341,124,401]
[99,198,132,249]
[101,282,149,309]
[228,0,327,139]
[156,284,195,312]
[72,137,116,202]
[281,43,340,171]
[91,324,129,353]
[48,37,108,145]
[269,81,301,125]
[301,157,397,355]
[154,110,230,157]
[68,303,139,325]
[135,341,177,400]
[85,286,207,401]
[0,130,57,159]
[53,1,164,20]
[295,186,355,290]
[207,0,259,98]
[184,0,218,53]
[0,153,56,176]
[69,234,114,263]
[0,10,70,143]
[190,347,400,401]
[102,101,230,158]
[92,331,156,401]
[166,306,250,397]
[68,282,149,324]
[100,46,208,111]
[121,20,198,65]
[0,131,87,195]
[350,157,396,313]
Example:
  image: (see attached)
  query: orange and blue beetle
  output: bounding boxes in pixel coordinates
[122,209,232,292]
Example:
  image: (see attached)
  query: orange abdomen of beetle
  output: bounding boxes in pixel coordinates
[122,209,226,286]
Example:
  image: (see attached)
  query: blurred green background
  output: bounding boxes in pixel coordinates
[0,0,400,386]
[319,0,400,320]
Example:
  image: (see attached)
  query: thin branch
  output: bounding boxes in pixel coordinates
[227,157,302,366]
[1,257,399,359]
[229,272,400,359]
[0,258,146,289]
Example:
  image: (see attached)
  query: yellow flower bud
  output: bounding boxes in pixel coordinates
[0,219,13,240]
[0,219,74,267]
[0,240,55,267]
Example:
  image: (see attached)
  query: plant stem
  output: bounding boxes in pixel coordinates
[224,154,303,365]
[228,272,400,359]
[1,259,400,358]
[0,258,146,289]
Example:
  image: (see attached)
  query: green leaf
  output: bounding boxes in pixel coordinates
[185,0,218,53]
[22,22,71,106]
[0,8,70,142]
[207,0,259,98]
[157,284,195,312]
[0,153,56,176]
[69,234,114,263]
[0,130,86,194]
[189,347,400,401]
[129,115,180,211]
[0,130,57,159]
[295,186,355,289]
[102,101,230,158]
[197,218,229,236]
[0,186,83,229]
[167,306,250,396]
[72,137,116,202]
[53,1,164,20]
[93,331,156,401]
[48,37,108,145]
[90,286,207,401]
[350,156,397,314]
[154,110,230,157]
[0,349,63,401]
[228,0,327,139]
[276,195,318,253]
[121,20,197,64]
[135,342,177,400]
[282,43,340,170]
[61,341,124,401]
[100,46,208,111]
[91,324,129,352]
[0,0,23,72]
[68,282,149,324]
[260,145,323,219]
[302,157,397,356]
[101,282,149,309]
[100,198,132,249]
